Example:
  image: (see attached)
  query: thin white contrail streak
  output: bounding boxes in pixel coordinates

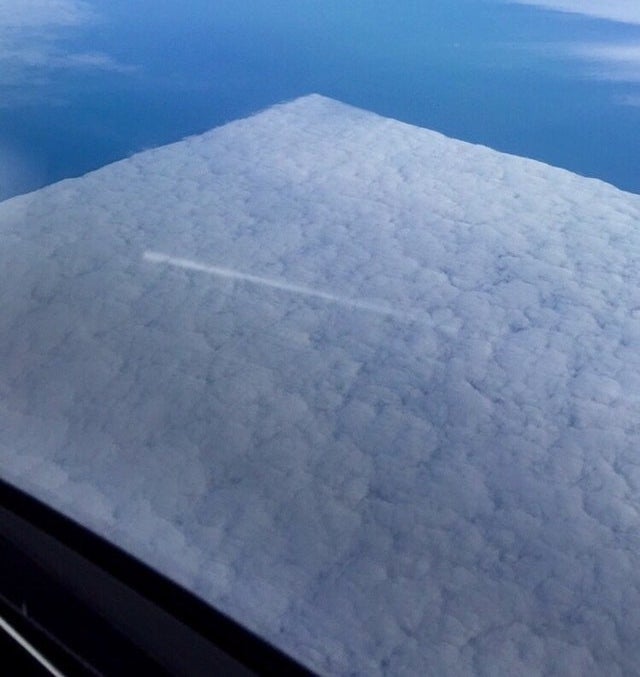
[143,251,406,318]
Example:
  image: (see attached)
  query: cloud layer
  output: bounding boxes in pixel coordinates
[1,96,640,675]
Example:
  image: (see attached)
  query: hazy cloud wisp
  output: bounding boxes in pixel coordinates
[508,0,640,25]
[0,0,131,91]
[569,42,640,82]
[509,1,640,89]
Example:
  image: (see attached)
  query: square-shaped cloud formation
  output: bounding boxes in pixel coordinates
[2,95,640,675]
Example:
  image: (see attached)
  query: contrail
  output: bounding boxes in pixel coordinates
[143,251,405,318]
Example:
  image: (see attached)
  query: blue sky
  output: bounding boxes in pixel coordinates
[1,0,639,199]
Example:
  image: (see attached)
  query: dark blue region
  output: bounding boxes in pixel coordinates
[1,0,639,199]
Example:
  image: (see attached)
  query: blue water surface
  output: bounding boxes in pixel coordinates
[1,0,638,200]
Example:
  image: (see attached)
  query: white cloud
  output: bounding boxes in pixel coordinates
[0,0,131,92]
[573,44,640,63]
[2,96,640,674]
[508,2,640,82]
[566,42,640,82]
[508,0,640,25]
[0,0,92,28]
[512,13,640,83]
[48,50,136,73]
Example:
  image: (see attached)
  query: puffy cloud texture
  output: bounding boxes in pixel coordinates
[1,96,640,675]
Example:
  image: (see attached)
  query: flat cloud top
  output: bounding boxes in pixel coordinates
[1,95,640,675]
